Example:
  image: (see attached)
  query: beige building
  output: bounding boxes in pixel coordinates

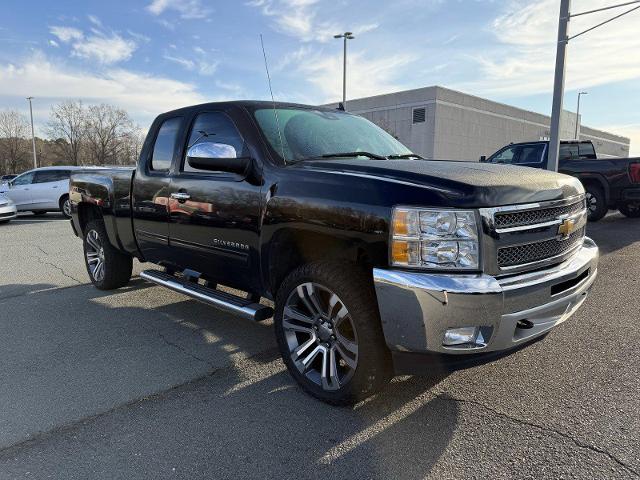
[328,86,630,160]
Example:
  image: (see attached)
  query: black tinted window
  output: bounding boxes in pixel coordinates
[34,170,70,183]
[578,142,596,158]
[183,112,246,173]
[151,117,182,171]
[490,146,519,164]
[559,144,579,160]
[515,144,544,164]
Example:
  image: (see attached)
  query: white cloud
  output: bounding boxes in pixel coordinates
[164,48,219,76]
[146,0,211,19]
[73,34,136,64]
[50,23,137,65]
[48,40,59,48]
[248,0,331,41]
[87,15,102,27]
[50,26,83,43]
[460,0,640,96]
[0,52,207,123]
[295,49,419,102]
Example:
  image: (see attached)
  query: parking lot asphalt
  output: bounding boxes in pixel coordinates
[0,212,638,479]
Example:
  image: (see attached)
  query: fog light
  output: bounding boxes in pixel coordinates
[443,326,479,346]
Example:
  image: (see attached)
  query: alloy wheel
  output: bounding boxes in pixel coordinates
[282,282,358,391]
[586,192,597,212]
[85,230,105,282]
[62,199,71,217]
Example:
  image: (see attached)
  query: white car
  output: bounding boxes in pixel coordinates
[0,193,17,224]
[0,167,82,218]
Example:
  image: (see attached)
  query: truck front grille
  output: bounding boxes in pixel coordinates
[479,195,588,275]
[497,227,585,267]
[494,198,586,230]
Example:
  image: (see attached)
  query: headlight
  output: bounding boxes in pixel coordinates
[391,207,480,269]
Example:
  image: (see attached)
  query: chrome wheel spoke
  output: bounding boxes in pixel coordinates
[297,283,324,316]
[333,342,357,370]
[301,344,324,371]
[335,331,358,355]
[87,234,100,251]
[321,347,340,390]
[292,335,316,361]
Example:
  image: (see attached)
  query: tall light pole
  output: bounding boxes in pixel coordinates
[548,0,570,172]
[26,97,37,169]
[334,32,354,108]
[574,91,588,139]
[548,0,640,171]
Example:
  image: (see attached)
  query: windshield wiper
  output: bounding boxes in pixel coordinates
[387,153,424,159]
[320,151,387,160]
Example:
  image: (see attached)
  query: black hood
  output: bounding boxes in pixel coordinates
[295,159,584,207]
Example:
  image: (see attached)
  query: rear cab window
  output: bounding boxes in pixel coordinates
[151,117,182,171]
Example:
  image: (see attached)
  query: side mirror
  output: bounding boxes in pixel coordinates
[479,155,487,162]
[186,142,251,174]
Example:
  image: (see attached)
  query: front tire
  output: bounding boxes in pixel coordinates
[274,262,392,405]
[60,195,71,218]
[585,185,607,222]
[619,202,640,218]
[83,220,132,290]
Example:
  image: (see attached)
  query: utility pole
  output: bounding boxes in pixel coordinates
[26,96,37,169]
[548,0,570,172]
[548,0,640,171]
[574,91,587,139]
[334,32,354,108]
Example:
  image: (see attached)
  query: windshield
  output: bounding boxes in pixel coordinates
[253,108,413,163]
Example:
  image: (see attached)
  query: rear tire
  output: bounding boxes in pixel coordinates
[619,202,640,218]
[59,195,71,219]
[83,220,132,290]
[274,261,392,405]
[584,185,607,222]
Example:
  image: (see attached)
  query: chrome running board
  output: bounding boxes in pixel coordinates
[140,269,273,321]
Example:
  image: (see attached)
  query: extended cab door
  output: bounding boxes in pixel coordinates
[132,116,183,264]
[166,110,263,293]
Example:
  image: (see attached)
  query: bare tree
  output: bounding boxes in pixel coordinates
[0,110,30,174]
[85,104,136,165]
[119,127,147,165]
[46,100,86,166]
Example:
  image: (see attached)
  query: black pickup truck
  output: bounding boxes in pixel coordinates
[482,140,640,221]
[70,101,599,404]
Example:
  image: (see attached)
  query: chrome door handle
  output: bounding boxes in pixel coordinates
[170,192,191,202]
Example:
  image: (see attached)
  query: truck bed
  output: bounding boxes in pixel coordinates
[69,167,138,256]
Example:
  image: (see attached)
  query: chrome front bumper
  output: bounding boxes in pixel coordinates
[373,237,599,355]
[0,203,17,221]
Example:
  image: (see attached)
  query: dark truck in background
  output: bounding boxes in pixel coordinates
[481,140,640,221]
[69,101,599,405]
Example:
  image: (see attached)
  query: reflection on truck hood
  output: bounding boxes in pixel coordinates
[296,158,584,206]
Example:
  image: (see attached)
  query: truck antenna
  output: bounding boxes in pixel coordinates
[260,34,287,163]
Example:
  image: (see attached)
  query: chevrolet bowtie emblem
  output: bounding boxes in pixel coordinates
[557,218,576,239]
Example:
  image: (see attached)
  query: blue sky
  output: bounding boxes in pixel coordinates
[1,0,639,153]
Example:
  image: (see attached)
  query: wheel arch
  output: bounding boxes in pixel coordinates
[576,173,610,205]
[264,227,384,299]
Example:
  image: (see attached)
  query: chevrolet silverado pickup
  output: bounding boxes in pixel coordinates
[481,140,640,221]
[69,101,599,405]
